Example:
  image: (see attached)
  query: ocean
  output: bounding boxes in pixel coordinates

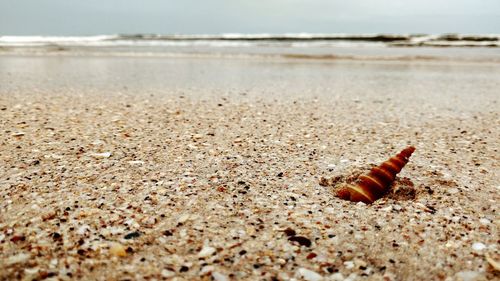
[1,33,500,62]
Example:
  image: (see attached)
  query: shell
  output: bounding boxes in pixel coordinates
[336,146,415,204]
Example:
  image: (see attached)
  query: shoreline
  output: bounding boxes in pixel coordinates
[2,43,500,65]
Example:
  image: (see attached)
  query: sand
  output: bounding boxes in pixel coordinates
[0,55,499,280]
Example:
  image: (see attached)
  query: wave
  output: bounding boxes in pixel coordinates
[1,33,499,48]
[0,35,116,46]
[113,33,411,42]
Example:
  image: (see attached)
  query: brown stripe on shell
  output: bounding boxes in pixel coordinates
[336,146,415,204]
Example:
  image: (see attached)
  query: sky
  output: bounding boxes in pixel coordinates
[1,0,499,35]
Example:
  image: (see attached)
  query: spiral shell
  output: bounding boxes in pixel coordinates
[337,146,415,204]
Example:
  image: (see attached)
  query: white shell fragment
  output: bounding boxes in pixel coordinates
[109,243,127,257]
[296,268,323,281]
[92,152,112,158]
[6,253,30,265]
[472,242,486,251]
[212,272,229,281]
[198,245,216,258]
[485,253,500,271]
[455,271,481,281]
[161,269,176,278]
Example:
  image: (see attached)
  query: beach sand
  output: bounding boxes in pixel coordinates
[0,55,498,280]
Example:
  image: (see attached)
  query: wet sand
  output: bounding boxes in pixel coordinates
[0,55,499,280]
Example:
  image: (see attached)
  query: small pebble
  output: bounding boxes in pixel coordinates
[296,268,323,281]
[344,261,354,269]
[330,272,344,281]
[212,272,229,281]
[179,266,189,272]
[198,245,216,258]
[178,213,191,223]
[12,132,25,137]
[455,271,481,281]
[199,265,215,275]
[479,218,490,225]
[288,236,312,247]
[124,231,141,239]
[109,243,127,257]
[6,253,30,265]
[283,227,296,237]
[471,242,486,251]
[92,152,112,158]
[161,269,175,278]
[76,225,90,235]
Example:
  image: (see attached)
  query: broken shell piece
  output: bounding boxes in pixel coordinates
[109,243,127,257]
[296,268,323,281]
[6,253,31,265]
[198,245,216,258]
[212,272,229,281]
[92,152,112,159]
[485,253,500,271]
[336,146,415,204]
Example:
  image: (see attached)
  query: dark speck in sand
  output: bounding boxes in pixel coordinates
[283,227,296,237]
[426,205,437,214]
[327,267,337,273]
[10,235,26,243]
[124,231,142,239]
[277,172,284,178]
[179,266,189,272]
[288,236,312,247]
[51,232,62,240]
[425,186,434,194]
[163,230,173,236]
[306,253,317,259]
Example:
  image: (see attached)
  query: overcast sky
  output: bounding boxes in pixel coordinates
[1,0,499,35]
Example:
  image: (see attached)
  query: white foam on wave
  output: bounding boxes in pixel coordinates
[1,33,499,48]
[163,33,411,40]
[0,35,117,46]
[0,35,383,48]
